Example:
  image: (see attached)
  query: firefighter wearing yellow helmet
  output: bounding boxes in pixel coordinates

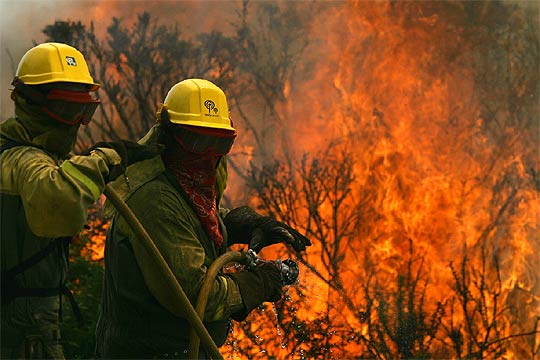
[0,42,160,359]
[95,78,310,358]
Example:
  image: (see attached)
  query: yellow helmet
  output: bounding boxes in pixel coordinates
[158,78,235,131]
[16,42,99,90]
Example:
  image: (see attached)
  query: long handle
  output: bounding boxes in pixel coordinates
[104,184,224,359]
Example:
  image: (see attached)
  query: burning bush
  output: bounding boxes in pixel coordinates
[38,0,539,358]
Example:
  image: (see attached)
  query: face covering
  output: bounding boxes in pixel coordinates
[162,139,225,247]
[161,122,236,247]
[1,93,81,157]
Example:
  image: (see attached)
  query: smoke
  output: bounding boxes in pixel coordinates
[0,0,238,119]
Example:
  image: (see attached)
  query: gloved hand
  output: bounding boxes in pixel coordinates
[84,140,163,181]
[229,262,283,321]
[224,206,311,252]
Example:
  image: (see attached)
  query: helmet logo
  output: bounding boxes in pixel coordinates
[65,56,77,66]
[204,99,219,116]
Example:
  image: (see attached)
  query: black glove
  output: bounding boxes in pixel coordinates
[224,206,311,252]
[84,140,163,181]
[229,262,283,321]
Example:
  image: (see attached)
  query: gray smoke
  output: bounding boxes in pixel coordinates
[0,0,237,119]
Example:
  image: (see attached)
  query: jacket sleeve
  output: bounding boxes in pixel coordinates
[0,146,120,237]
[118,179,244,322]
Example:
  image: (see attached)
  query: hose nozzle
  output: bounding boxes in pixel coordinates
[244,249,299,285]
[276,259,299,285]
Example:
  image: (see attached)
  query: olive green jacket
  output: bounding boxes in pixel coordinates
[95,125,243,358]
[0,114,120,353]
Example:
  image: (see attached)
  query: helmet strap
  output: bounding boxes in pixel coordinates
[156,103,170,123]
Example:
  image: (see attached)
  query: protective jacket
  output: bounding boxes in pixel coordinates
[95,124,243,359]
[0,109,120,358]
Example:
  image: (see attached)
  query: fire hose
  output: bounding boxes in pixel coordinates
[188,246,299,359]
[104,184,299,359]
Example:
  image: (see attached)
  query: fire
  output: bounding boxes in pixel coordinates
[229,1,538,358]
[73,0,538,358]
[79,196,109,262]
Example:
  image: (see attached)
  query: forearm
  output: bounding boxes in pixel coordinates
[130,224,243,322]
[1,147,119,237]
[203,275,243,321]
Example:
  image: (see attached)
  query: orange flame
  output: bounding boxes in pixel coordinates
[81,1,538,358]
[234,1,538,358]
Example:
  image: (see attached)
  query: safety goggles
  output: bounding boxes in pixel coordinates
[11,77,100,125]
[42,90,100,125]
[174,125,237,156]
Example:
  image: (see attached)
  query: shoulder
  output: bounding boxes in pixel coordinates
[127,174,193,220]
[115,174,200,240]
[104,156,166,217]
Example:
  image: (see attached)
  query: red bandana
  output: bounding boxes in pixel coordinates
[162,147,224,248]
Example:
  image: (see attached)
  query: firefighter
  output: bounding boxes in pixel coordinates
[0,42,160,359]
[95,78,311,358]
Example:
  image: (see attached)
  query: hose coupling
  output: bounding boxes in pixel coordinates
[244,249,259,269]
